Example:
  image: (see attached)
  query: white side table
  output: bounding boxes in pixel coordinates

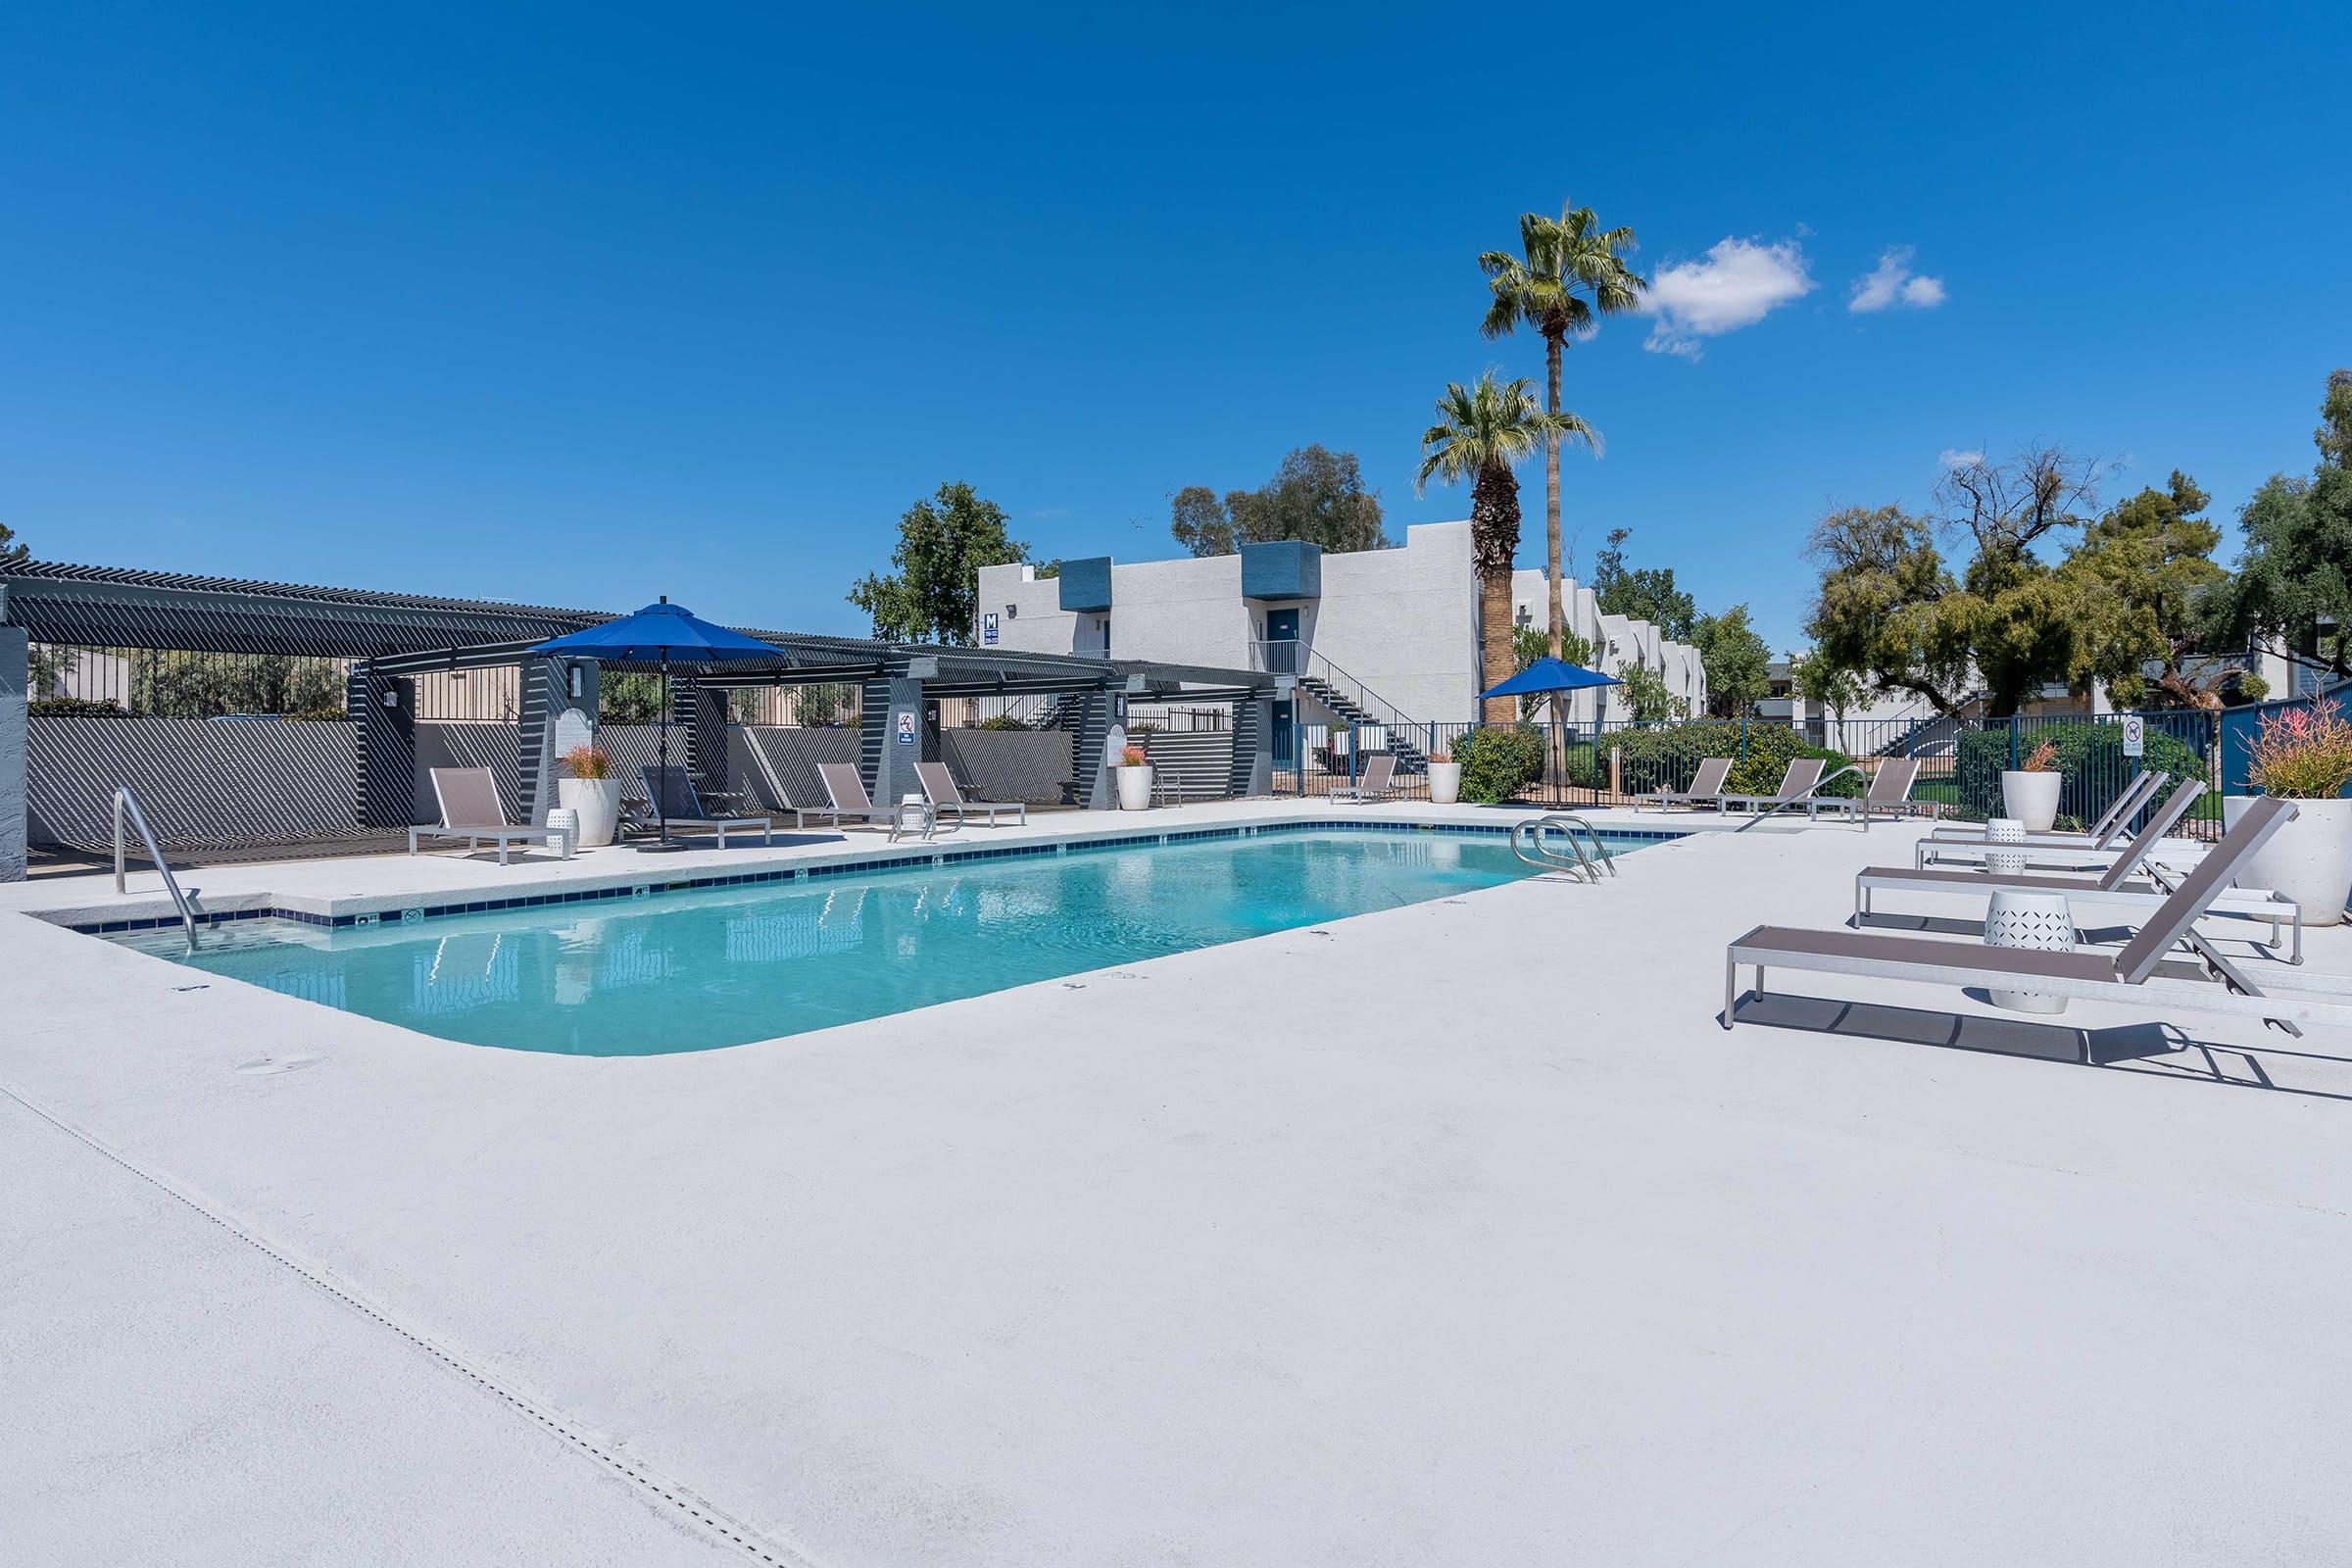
[1984,816,2027,878]
[891,793,935,843]
[544,808,579,859]
[1984,887,2075,1013]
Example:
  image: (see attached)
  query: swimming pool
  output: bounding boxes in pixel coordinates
[108,826,1663,1054]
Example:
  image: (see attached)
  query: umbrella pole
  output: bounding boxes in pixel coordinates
[658,657,671,844]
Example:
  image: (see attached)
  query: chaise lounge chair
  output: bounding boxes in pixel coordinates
[1725,797,2352,1038]
[915,760,1027,827]
[814,762,922,838]
[1638,757,1733,813]
[1326,753,1397,804]
[1915,769,2166,867]
[1915,774,2188,872]
[1812,757,1930,829]
[1854,778,2304,962]
[1718,758,1829,819]
[635,764,774,848]
[410,767,571,865]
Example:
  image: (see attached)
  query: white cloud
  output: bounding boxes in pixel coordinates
[1642,236,1816,359]
[1850,246,1946,313]
[1938,447,1983,469]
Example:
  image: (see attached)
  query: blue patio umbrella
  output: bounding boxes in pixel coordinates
[531,598,785,846]
[1479,657,1620,702]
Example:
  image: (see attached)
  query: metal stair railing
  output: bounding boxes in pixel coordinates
[1511,813,1618,882]
[113,787,201,950]
[1250,640,1427,759]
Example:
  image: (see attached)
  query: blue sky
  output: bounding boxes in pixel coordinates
[4,2,2346,652]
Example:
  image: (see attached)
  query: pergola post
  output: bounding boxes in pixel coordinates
[347,662,416,830]
[864,667,927,811]
[0,626,26,881]
[1234,691,1275,798]
[516,656,585,827]
[1070,684,1117,810]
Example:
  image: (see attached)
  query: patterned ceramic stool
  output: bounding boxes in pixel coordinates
[1984,887,2075,1013]
[1984,816,2027,879]
[544,808,579,859]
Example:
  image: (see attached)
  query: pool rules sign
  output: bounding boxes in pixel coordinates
[2122,714,2144,758]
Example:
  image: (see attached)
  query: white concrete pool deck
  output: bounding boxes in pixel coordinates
[6,801,2349,1565]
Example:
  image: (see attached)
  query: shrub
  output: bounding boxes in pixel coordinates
[2246,698,2352,799]
[1452,724,1546,803]
[27,697,126,716]
[975,713,1029,732]
[1953,721,2203,823]
[1119,744,1149,767]
[562,745,612,780]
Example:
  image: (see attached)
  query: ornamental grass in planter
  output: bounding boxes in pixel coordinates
[2228,699,2352,925]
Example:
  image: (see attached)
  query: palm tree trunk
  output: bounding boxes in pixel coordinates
[1472,465,1522,725]
[1481,569,1515,725]
[1544,329,1568,774]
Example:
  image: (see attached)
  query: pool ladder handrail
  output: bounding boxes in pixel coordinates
[113,787,200,950]
[1512,813,1618,883]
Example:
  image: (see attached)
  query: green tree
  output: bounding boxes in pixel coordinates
[1168,446,1389,557]
[1690,605,1773,716]
[2064,470,2261,709]
[0,518,26,565]
[2203,368,2352,687]
[1592,527,1696,640]
[1788,650,1864,726]
[1612,661,1689,722]
[1510,621,1595,716]
[849,482,1030,644]
[1802,447,2109,716]
[1479,201,1638,671]
[1416,372,1576,723]
[1803,504,1971,711]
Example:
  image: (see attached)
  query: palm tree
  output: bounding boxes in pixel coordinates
[1480,203,1643,666]
[1417,372,1585,723]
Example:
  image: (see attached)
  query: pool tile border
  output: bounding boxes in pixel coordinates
[73,819,1691,937]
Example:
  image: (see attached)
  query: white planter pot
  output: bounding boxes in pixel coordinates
[2225,794,2352,926]
[557,776,619,848]
[1116,764,1154,810]
[1427,761,1462,806]
[2000,770,2063,833]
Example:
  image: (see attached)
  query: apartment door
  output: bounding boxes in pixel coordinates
[1262,607,1300,673]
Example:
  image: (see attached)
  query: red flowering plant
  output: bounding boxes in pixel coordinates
[2246,699,2352,800]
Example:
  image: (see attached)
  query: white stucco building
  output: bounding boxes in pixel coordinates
[977,524,1706,755]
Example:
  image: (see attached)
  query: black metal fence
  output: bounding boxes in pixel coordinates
[1279,710,2229,839]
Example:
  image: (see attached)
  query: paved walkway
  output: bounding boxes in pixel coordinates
[5,806,2347,1564]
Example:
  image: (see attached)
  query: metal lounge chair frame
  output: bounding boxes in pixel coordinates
[814,762,926,839]
[914,760,1026,827]
[410,767,570,865]
[1916,769,2166,865]
[635,765,773,848]
[1854,779,2303,963]
[1717,758,1830,819]
[1326,753,1397,804]
[1724,798,2350,1038]
[1812,757,1928,829]
[1638,757,1733,813]
[1916,774,2190,873]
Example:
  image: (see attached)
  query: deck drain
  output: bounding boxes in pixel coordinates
[234,1054,320,1075]
[173,983,211,993]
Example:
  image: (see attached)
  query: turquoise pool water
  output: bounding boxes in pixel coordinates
[110,828,1657,1055]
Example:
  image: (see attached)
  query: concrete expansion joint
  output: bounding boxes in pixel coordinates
[0,1079,831,1568]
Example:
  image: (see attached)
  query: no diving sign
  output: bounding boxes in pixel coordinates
[2121,715,2144,757]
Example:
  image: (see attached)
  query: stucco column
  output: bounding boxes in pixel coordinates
[871,674,926,811]
[346,662,417,830]
[1236,693,1274,798]
[0,627,26,881]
